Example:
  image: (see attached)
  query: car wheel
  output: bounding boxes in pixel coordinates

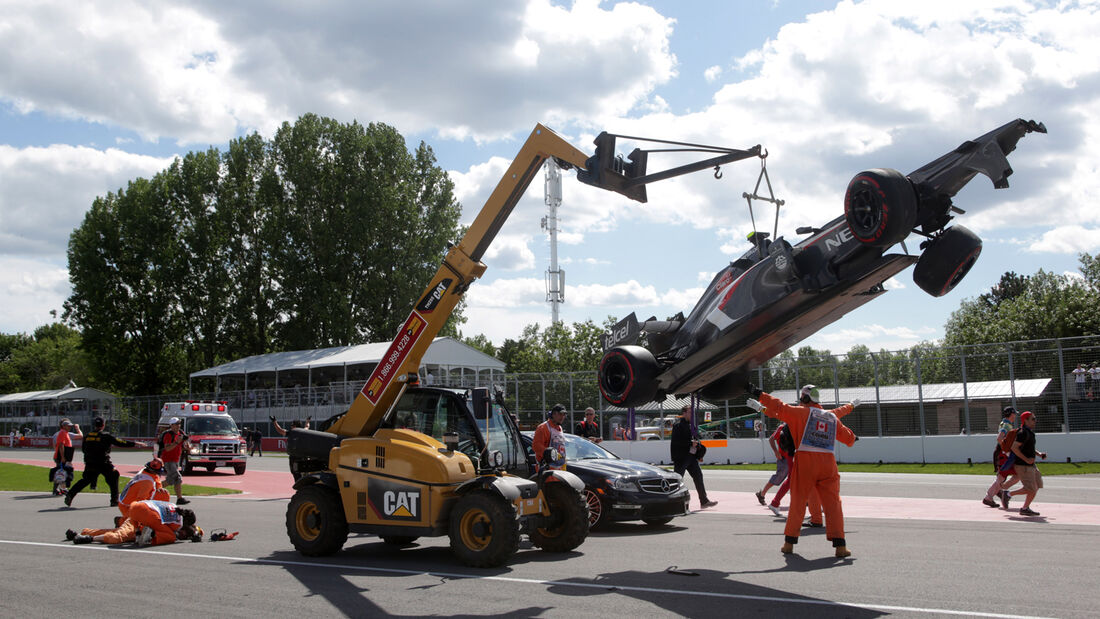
[913,225,982,297]
[643,517,674,527]
[529,482,588,553]
[598,345,659,408]
[844,168,918,248]
[233,464,246,475]
[449,490,520,568]
[286,485,349,556]
[584,489,606,529]
[205,464,216,473]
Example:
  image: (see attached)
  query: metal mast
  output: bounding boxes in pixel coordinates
[541,159,564,324]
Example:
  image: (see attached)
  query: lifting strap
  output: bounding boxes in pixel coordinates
[742,152,785,240]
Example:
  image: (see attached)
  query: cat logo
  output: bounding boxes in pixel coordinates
[368,478,423,521]
[384,491,420,518]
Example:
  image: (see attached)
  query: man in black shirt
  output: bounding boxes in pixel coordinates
[65,417,148,507]
[670,405,717,509]
[1007,411,1046,516]
[574,407,602,443]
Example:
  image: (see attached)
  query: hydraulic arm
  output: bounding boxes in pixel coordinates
[326,124,763,438]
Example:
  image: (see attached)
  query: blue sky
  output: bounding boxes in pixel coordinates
[1,0,1096,357]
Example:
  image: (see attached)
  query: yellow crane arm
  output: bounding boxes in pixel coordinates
[329,124,590,437]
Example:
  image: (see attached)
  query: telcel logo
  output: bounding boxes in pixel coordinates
[383,490,420,518]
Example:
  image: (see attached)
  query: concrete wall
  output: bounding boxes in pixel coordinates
[599,431,1100,465]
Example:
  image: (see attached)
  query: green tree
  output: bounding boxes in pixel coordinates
[0,324,91,392]
[65,175,190,395]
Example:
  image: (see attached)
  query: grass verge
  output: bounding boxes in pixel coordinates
[704,461,1100,475]
[0,462,241,495]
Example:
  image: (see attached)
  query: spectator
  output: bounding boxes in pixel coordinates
[1090,363,1100,400]
[155,417,190,505]
[982,407,1020,508]
[424,371,435,386]
[8,429,15,449]
[757,422,794,510]
[271,416,311,437]
[250,426,263,456]
[532,404,568,472]
[52,419,82,496]
[65,416,148,507]
[670,405,717,509]
[574,407,602,443]
[242,427,252,454]
[1007,411,1046,516]
[1072,363,1087,399]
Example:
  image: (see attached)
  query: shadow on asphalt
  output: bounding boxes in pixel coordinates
[544,568,882,618]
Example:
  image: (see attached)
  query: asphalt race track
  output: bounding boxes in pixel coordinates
[3,449,1099,618]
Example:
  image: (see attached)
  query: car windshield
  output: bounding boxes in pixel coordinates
[185,417,239,436]
[563,433,619,460]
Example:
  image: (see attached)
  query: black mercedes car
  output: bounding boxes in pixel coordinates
[598,119,1045,407]
[521,431,689,528]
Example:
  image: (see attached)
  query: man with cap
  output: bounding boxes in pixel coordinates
[156,417,190,504]
[532,404,568,473]
[981,407,1020,508]
[1006,411,1046,516]
[65,417,148,507]
[51,419,82,495]
[747,383,859,558]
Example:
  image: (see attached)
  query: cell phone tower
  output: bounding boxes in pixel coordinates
[541,159,564,324]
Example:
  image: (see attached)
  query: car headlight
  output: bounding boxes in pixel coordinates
[189,445,201,455]
[607,477,639,491]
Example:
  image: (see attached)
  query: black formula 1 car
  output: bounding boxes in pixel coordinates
[598,119,1046,408]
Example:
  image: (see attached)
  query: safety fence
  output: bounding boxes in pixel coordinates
[3,336,1100,442]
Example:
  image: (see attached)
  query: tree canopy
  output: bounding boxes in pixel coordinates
[64,115,462,395]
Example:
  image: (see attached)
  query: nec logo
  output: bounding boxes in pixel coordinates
[416,278,453,312]
[823,227,854,251]
[383,490,420,518]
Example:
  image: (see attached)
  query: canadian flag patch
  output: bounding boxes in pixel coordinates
[817,421,827,432]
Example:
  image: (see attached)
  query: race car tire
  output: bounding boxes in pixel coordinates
[598,345,659,408]
[913,225,982,297]
[844,168,918,248]
[698,370,749,401]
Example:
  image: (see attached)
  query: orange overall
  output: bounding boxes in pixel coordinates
[759,393,855,548]
[129,500,185,546]
[81,472,168,543]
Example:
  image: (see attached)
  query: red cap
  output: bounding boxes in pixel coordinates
[1020,411,1035,422]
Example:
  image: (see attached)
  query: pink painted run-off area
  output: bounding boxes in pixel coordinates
[693,491,1100,527]
[2,457,295,500]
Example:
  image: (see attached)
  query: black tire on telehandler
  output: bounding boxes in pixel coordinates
[286,484,349,557]
[448,491,520,568]
[528,482,588,552]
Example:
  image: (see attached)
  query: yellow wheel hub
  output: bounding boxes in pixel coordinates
[296,502,320,541]
[458,507,491,550]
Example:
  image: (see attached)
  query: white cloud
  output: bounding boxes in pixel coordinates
[482,235,536,271]
[0,0,677,144]
[884,277,906,290]
[803,323,939,352]
[0,145,176,256]
[703,65,723,82]
[0,257,70,333]
[1028,226,1100,254]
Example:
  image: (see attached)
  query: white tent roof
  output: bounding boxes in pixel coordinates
[0,386,117,404]
[190,337,504,378]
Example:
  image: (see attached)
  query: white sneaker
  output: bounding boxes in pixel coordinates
[136,527,154,547]
[768,504,782,517]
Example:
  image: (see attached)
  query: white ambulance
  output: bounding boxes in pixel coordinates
[156,401,248,475]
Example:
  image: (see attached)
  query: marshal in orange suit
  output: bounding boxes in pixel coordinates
[749,384,859,558]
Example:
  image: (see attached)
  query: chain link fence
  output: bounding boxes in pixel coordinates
[6,336,1100,441]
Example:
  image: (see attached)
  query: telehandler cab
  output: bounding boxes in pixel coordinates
[285,123,765,567]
